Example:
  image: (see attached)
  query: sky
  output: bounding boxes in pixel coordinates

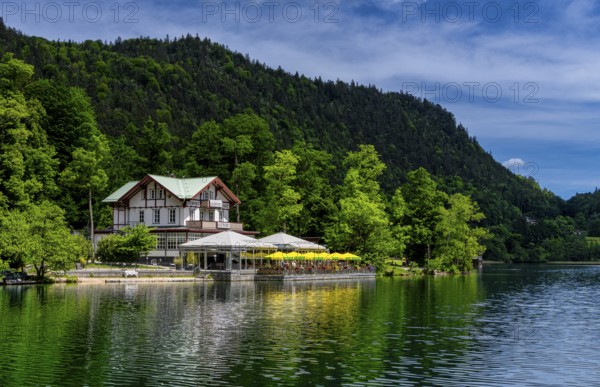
[2,0,600,199]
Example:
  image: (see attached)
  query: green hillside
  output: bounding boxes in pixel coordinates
[1,18,596,263]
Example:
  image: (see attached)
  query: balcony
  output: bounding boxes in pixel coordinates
[186,220,243,231]
[201,199,223,209]
[188,200,230,210]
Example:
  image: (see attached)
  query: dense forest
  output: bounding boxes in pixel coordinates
[1,17,600,268]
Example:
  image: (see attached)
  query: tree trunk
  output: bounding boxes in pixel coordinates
[89,188,95,263]
[34,261,45,279]
[234,150,240,223]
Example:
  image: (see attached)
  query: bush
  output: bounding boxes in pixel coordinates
[173,257,183,269]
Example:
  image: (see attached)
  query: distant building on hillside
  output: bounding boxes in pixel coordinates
[97,174,256,264]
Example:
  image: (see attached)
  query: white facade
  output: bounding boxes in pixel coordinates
[100,174,247,262]
[111,181,232,229]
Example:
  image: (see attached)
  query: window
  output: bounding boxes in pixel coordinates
[158,189,164,199]
[149,189,155,199]
[142,190,146,200]
[156,233,166,250]
[190,209,196,221]
[201,190,214,200]
[188,233,204,242]
[139,210,145,223]
[208,210,215,222]
[221,210,229,222]
[169,208,176,224]
[153,209,160,224]
[167,233,186,250]
[199,209,205,220]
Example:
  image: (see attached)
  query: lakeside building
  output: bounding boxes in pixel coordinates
[98,174,257,264]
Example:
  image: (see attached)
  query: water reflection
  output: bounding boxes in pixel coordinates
[1,267,600,385]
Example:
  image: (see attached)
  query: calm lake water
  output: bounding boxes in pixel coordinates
[1,265,600,386]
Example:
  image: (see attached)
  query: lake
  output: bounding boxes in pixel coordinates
[1,265,600,386]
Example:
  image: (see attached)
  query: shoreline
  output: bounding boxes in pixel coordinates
[483,261,600,265]
[59,277,206,284]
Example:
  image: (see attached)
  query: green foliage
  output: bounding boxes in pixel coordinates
[0,202,90,278]
[0,54,59,208]
[432,193,488,272]
[289,142,336,237]
[1,24,598,265]
[138,117,173,174]
[97,225,156,263]
[393,169,488,272]
[401,168,448,265]
[96,234,124,263]
[588,217,600,237]
[184,113,274,227]
[389,189,410,258]
[119,225,156,258]
[186,252,199,266]
[60,133,109,258]
[260,150,303,233]
[325,146,396,270]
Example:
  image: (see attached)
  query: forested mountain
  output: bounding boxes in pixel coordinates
[1,18,597,263]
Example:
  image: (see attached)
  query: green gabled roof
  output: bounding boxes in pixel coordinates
[149,174,216,200]
[102,175,240,204]
[102,181,138,203]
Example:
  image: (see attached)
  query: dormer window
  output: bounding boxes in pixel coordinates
[201,190,214,200]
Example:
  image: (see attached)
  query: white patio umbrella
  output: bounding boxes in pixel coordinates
[179,231,276,271]
[257,232,327,252]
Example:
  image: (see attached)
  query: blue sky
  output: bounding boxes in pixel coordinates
[2,0,600,198]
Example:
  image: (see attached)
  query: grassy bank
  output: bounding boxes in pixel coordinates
[382,259,424,277]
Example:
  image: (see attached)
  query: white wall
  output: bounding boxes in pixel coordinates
[112,180,234,228]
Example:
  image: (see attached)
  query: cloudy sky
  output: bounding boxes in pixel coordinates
[2,0,599,198]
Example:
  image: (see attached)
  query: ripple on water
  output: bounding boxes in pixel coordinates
[1,269,600,386]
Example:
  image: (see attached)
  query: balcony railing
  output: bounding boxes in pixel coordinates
[200,199,223,208]
[188,200,230,209]
[186,220,243,231]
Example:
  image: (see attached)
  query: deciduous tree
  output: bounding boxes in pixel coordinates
[325,146,396,269]
[401,167,447,265]
[0,203,90,278]
[60,134,109,260]
[431,193,488,273]
[260,150,302,233]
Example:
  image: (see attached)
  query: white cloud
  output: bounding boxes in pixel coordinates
[5,0,600,197]
[502,158,526,168]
